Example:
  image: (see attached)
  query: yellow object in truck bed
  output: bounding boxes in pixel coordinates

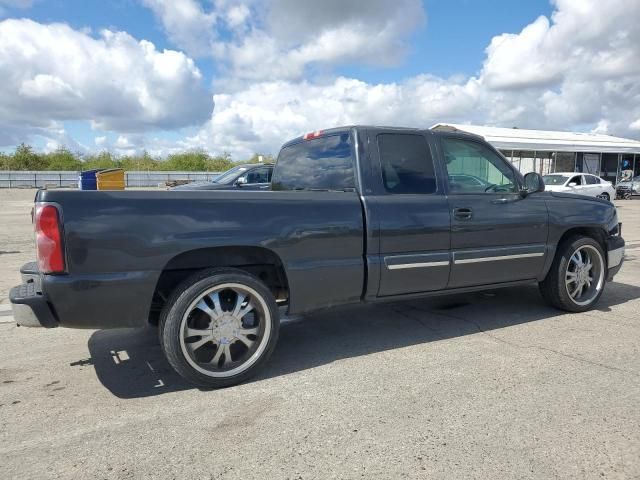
[96,169,125,190]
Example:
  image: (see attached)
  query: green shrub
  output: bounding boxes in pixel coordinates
[0,144,273,172]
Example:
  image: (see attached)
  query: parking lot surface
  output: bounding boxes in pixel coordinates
[1,188,639,479]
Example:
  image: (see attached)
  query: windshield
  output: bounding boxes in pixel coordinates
[542,175,570,185]
[214,166,248,184]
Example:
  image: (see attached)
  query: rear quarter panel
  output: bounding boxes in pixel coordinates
[36,189,364,327]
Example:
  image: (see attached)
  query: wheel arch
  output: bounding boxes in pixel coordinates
[149,245,289,324]
[540,226,609,280]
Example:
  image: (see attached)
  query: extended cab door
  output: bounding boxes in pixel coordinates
[363,129,451,297]
[439,135,548,288]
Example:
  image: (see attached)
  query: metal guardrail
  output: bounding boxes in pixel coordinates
[0,171,221,188]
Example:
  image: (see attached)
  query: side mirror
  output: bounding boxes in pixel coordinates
[522,172,545,196]
[567,182,577,187]
[235,176,247,186]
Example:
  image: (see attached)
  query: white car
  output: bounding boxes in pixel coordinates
[541,172,615,201]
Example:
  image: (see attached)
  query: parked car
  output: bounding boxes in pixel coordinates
[616,175,640,199]
[541,173,616,201]
[11,126,625,388]
[172,164,273,191]
[447,173,492,192]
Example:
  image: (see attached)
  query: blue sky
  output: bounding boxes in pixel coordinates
[0,0,637,158]
[18,0,553,84]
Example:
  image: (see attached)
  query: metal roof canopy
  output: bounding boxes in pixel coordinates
[431,123,640,154]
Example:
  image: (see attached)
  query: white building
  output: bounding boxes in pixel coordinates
[431,123,640,184]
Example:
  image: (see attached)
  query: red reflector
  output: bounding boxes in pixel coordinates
[35,204,65,274]
[303,130,323,140]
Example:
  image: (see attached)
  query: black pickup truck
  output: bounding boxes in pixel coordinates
[11,126,625,388]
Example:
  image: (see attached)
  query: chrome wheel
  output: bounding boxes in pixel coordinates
[597,193,610,201]
[565,245,605,306]
[179,283,272,378]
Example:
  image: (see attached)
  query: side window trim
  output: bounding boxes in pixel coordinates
[439,135,522,195]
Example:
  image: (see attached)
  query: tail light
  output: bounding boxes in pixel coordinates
[35,204,65,274]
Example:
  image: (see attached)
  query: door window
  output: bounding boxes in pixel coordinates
[568,175,583,186]
[377,134,436,194]
[585,175,599,185]
[246,167,272,184]
[442,138,517,193]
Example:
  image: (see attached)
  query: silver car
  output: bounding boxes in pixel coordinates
[616,175,640,199]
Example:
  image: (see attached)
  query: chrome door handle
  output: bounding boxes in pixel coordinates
[454,207,473,220]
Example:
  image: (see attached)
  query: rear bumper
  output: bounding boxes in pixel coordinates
[607,235,625,281]
[10,282,59,328]
[20,261,39,284]
[11,262,159,329]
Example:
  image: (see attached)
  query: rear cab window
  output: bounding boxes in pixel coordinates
[272,132,355,191]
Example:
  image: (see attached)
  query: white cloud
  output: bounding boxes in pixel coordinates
[143,0,425,82]
[184,76,482,158]
[220,0,425,83]
[182,0,640,159]
[0,18,212,147]
[142,0,216,57]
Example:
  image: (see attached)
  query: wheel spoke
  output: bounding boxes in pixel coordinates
[571,252,582,267]
[194,300,217,319]
[186,326,211,338]
[238,302,255,319]
[571,282,581,298]
[210,345,225,365]
[222,344,233,366]
[208,292,224,317]
[235,334,255,348]
[240,326,259,336]
[232,292,247,317]
[188,334,214,351]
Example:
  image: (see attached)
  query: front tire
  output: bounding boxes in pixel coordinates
[539,236,607,312]
[161,268,280,388]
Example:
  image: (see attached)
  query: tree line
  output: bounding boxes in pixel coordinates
[0,144,274,172]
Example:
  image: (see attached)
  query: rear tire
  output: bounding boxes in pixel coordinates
[160,267,280,388]
[598,192,610,201]
[539,236,606,312]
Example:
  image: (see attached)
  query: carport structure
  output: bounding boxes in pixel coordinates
[431,123,640,184]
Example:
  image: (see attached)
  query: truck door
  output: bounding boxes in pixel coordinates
[365,130,451,297]
[440,135,548,288]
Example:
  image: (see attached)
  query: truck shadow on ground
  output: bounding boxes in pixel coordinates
[83,281,640,399]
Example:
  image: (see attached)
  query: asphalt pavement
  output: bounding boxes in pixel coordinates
[1,189,639,479]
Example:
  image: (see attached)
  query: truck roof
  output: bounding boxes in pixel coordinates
[281,125,483,149]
